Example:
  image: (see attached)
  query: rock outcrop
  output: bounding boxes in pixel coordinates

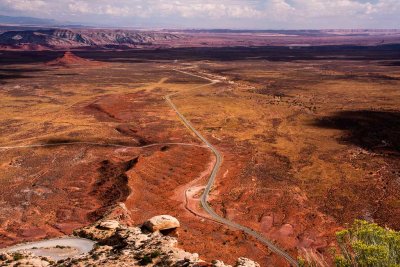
[98,220,120,230]
[0,216,260,267]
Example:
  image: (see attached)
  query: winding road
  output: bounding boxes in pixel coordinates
[0,69,298,266]
[166,70,299,267]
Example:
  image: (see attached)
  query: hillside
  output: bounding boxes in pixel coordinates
[46,51,103,67]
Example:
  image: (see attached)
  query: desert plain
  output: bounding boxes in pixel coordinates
[0,44,399,266]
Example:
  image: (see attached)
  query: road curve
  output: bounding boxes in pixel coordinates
[166,70,299,267]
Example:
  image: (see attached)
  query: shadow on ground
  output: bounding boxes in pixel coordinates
[313,110,400,156]
[0,68,45,84]
[1,45,400,65]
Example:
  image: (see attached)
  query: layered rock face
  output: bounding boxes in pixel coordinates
[0,216,260,267]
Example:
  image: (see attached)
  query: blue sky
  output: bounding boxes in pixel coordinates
[0,0,399,29]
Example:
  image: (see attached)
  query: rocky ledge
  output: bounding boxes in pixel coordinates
[0,215,260,267]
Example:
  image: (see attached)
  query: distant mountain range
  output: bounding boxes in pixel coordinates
[0,15,85,30]
[0,29,181,49]
[0,15,59,25]
[173,28,400,36]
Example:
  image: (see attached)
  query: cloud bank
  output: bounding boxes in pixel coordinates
[0,0,399,28]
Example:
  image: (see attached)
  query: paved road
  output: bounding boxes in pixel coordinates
[166,70,299,267]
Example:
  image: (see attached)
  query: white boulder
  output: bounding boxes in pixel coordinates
[144,215,180,232]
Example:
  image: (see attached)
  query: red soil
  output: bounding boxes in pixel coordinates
[0,146,135,248]
[78,92,290,266]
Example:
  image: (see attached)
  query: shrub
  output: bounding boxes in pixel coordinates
[150,250,161,258]
[335,220,400,267]
[13,253,24,261]
[139,255,153,266]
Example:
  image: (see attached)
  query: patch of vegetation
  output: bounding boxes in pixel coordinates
[335,220,400,267]
[55,245,70,249]
[298,257,306,267]
[135,251,161,266]
[150,250,161,258]
[138,255,153,266]
[13,253,24,261]
[298,220,400,267]
[70,259,79,265]
[91,253,100,260]
[154,257,173,267]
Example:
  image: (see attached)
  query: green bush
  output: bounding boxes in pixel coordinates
[335,220,400,267]
[150,250,161,258]
[139,255,153,266]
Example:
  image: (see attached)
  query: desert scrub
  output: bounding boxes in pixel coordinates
[139,254,153,266]
[150,250,161,258]
[55,245,70,249]
[135,251,161,266]
[335,220,400,267]
[298,220,400,267]
[13,253,24,261]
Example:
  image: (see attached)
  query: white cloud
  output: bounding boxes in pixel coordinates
[64,1,264,18]
[68,1,133,16]
[2,0,46,12]
[68,1,91,14]
[290,0,400,17]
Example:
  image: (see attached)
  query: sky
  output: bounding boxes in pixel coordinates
[0,0,399,29]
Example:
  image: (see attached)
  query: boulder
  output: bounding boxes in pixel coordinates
[235,258,260,267]
[144,215,180,232]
